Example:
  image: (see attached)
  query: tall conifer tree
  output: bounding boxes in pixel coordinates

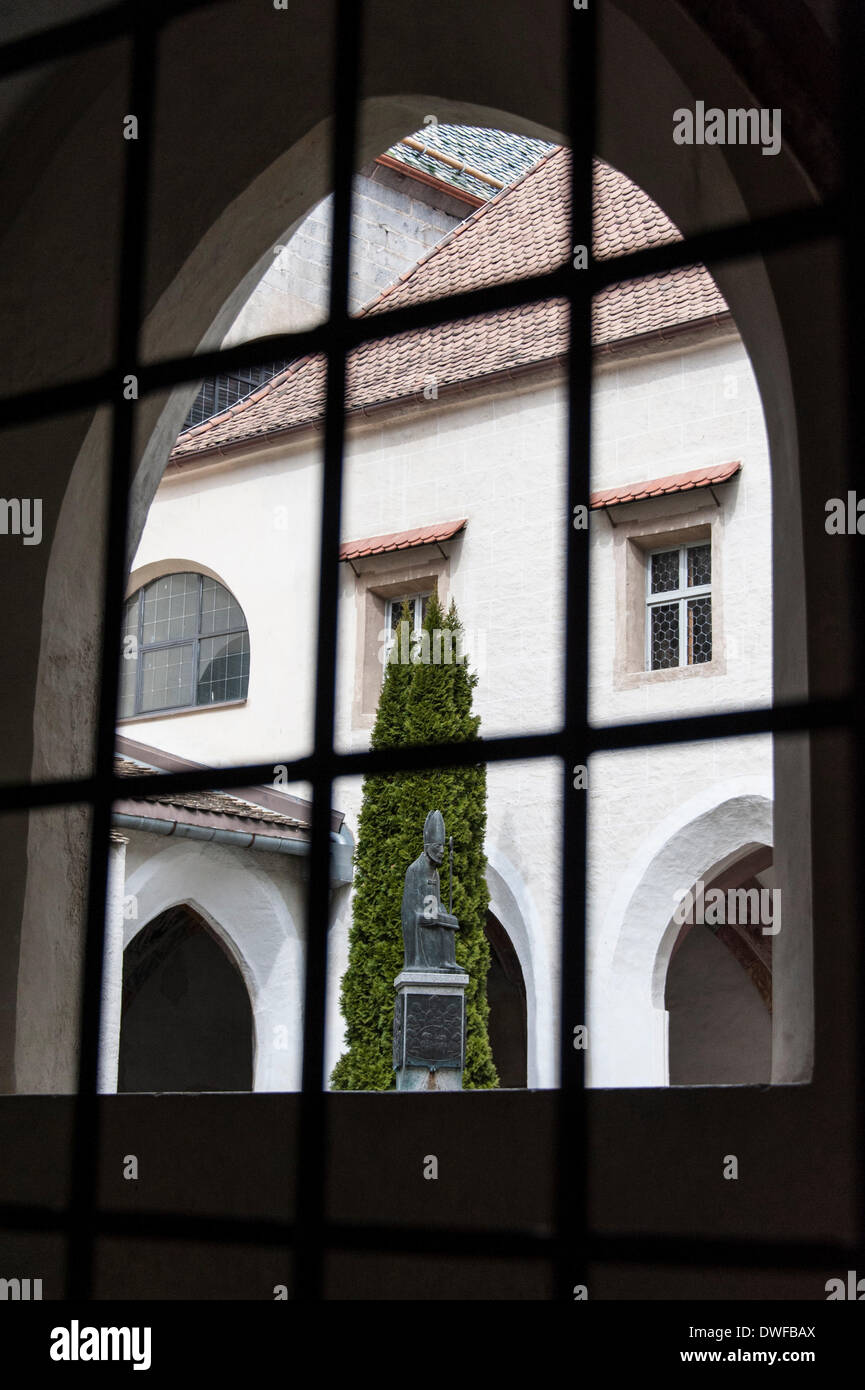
[330,593,498,1090]
[329,601,413,1092]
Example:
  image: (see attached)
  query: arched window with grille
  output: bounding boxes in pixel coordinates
[118,571,250,719]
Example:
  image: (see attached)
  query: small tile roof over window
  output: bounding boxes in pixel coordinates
[384,124,553,202]
[340,519,467,562]
[171,151,730,464]
[114,758,308,832]
[590,460,741,510]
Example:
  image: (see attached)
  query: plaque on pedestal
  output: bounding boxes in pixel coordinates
[393,970,469,1076]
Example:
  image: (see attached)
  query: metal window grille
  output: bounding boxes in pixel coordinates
[0,0,861,1303]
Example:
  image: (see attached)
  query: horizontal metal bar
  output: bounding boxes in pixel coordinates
[0,1200,854,1271]
[588,1232,859,1274]
[589,694,856,754]
[0,695,854,816]
[0,201,842,430]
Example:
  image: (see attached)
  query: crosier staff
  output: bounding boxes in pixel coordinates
[448,834,454,914]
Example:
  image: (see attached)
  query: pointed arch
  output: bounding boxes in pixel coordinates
[591,779,773,1086]
[118,901,253,1093]
[121,839,304,1091]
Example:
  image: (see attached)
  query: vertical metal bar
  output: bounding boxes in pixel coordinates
[66,3,157,1299]
[294,0,362,1300]
[840,0,865,1276]
[555,0,595,1301]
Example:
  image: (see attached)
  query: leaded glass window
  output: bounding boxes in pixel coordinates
[646,543,712,670]
[182,361,288,431]
[118,572,250,717]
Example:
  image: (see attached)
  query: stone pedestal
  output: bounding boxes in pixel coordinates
[393,969,469,1091]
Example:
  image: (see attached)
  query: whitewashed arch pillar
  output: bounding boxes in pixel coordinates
[485,849,554,1089]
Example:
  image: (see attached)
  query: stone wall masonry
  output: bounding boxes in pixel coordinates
[365,160,474,225]
[224,161,469,348]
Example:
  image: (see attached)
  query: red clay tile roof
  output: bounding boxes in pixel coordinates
[340,519,467,562]
[114,757,308,832]
[172,151,729,462]
[590,460,741,510]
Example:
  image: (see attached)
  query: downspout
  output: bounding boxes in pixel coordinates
[330,821,355,885]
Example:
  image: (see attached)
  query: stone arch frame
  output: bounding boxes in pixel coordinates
[125,557,239,600]
[21,71,810,1088]
[0,3,832,1197]
[653,834,778,1023]
[10,5,816,1096]
[591,779,773,1088]
[121,839,305,1091]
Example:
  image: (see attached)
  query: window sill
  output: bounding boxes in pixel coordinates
[613,658,726,691]
[117,697,248,725]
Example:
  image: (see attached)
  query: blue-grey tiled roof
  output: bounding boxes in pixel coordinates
[385,124,553,201]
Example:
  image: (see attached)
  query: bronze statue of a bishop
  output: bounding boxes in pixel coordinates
[400,810,461,972]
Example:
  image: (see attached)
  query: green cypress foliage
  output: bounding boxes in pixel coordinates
[330,592,498,1090]
[328,600,413,1092]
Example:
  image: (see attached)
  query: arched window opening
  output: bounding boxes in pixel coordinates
[119,571,250,718]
